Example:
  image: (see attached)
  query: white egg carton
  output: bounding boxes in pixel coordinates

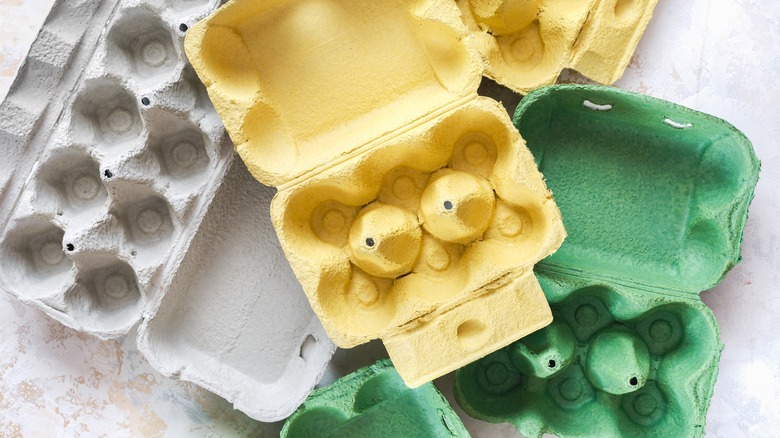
[0,0,334,421]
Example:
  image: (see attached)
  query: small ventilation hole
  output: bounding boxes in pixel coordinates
[443,200,453,211]
[141,97,150,106]
[65,243,75,252]
[104,169,113,178]
[365,237,375,248]
[179,23,188,32]
[548,359,556,368]
[630,377,638,386]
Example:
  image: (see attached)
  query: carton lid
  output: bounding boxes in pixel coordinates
[138,158,335,422]
[515,85,759,294]
[186,0,482,187]
[281,359,469,437]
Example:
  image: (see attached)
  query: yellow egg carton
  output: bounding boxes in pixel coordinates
[457,0,659,92]
[185,0,565,387]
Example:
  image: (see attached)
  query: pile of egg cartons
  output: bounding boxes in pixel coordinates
[0,0,761,436]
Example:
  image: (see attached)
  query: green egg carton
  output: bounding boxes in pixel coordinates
[282,359,469,438]
[454,84,760,437]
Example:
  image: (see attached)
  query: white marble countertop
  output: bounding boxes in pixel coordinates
[1,0,778,436]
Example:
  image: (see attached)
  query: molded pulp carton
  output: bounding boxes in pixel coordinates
[281,359,469,437]
[186,0,566,387]
[456,0,660,93]
[0,0,334,421]
[455,85,760,437]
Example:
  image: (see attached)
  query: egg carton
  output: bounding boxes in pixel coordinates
[186,0,566,387]
[454,85,760,437]
[0,0,334,421]
[455,0,660,93]
[281,359,469,437]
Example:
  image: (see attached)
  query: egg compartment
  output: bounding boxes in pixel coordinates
[1,0,335,422]
[3,144,179,337]
[107,179,182,264]
[0,203,147,338]
[453,85,759,436]
[0,0,229,334]
[186,0,564,387]
[0,142,116,305]
[275,99,564,387]
[126,106,219,196]
[0,73,187,324]
[63,251,146,335]
[104,5,182,87]
[281,359,469,438]
[68,76,146,150]
[0,215,74,301]
[34,146,109,220]
[0,0,110,212]
[455,283,720,438]
[455,0,659,93]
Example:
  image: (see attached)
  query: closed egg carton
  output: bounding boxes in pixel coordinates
[0,0,334,421]
[454,85,760,437]
[281,359,469,437]
[185,0,566,387]
[455,0,660,93]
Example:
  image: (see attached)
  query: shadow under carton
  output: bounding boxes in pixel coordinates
[185,0,566,387]
[454,84,760,438]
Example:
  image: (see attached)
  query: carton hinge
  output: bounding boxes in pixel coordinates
[277,94,479,192]
[535,263,702,302]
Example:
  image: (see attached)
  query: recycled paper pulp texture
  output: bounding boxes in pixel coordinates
[457,0,660,93]
[0,0,334,422]
[185,0,566,387]
[455,85,760,437]
[282,360,470,438]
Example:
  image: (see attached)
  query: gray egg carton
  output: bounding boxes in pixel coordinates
[0,0,335,421]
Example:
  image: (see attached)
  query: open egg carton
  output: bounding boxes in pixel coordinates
[0,0,335,421]
[281,360,469,438]
[454,85,760,437]
[455,0,660,93]
[186,0,566,388]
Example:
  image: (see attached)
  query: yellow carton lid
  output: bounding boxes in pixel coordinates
[458,0,659,93]
[185,0,482,187]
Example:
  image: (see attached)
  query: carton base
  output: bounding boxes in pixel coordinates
[384,271,552,387]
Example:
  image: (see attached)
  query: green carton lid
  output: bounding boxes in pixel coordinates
[282,360,469,437]
[514,84,759,295]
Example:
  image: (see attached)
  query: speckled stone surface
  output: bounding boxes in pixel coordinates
[1,0,779,436]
